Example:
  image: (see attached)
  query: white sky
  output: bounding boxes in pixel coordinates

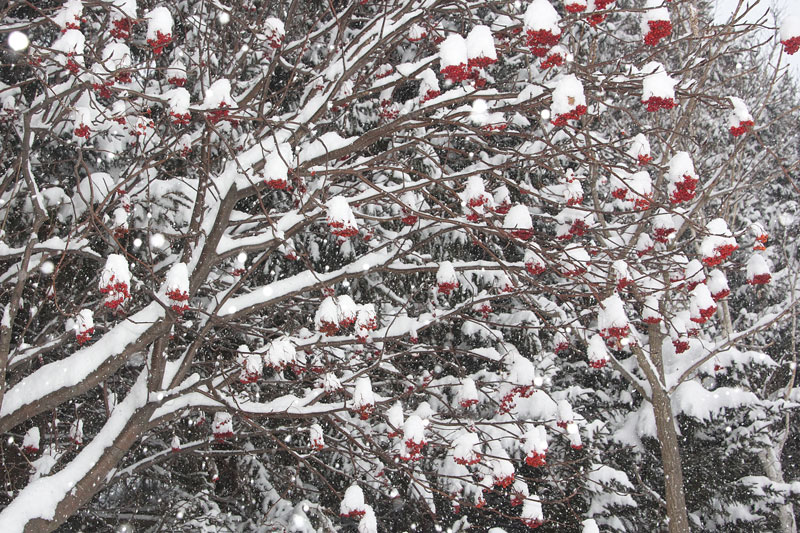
[713,0,800,77]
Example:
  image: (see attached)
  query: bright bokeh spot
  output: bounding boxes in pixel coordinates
[8,31,29,51]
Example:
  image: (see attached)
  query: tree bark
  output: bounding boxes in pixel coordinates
[759,446,797,533]
[0,314,169,434]
[651,385,691,533]
[19,405,157,533]
[638,324,691,532]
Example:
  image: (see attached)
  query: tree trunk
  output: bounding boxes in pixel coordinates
[760,446,797,533]
[20,405,156,533]
[651,385,691,533]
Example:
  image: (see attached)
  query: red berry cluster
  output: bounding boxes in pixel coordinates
[441,63,469,83]
[494,473,515,488]
[511,229,533,241]
[540,52,564,70]
[474,303,492,318]
[669,175,698,204]
[328,220,359,238]
[147,31,172,55]
[653,226,675,243]
[525,451,546,467]
[497,385,535,414]
[673,339,689,353]
[354,403,375,420]
[473,495,485,509]
[268,34,283,49]
[691,305,717,324]
[110,18,135,40]
[634,195,652,210]
[643,96,677,112]
[565,2,587,13]
[600,325,629,341]
[170,111,191,125]
[613,185,650,209]
[63,16,83,31]
[454,452,481,465]
[644,20,672,46]
[100,278,130,309]
[587,0,615,26]
[702,243,738,267]
[265,176,288,189]
[93,82,113,99]
[526,29,561,57]
[166,288,190,315]
[380,100,399,120]
[561,266,587,277]
[74,124,91,139]
[567,193,583,207]
[409,31,427,43]
[748,273,771,285]
[213,429,233,441]
[711,288,730,301]
[494,200,511,215]
[468,195,489,209]
[611,187,628,201]
[754,233,768,251]
[341,508,367,518]
[438,281,459,295]
[131,119,155,137]
[76,327,94,345]
[239,368,261,384]
[65,58,80,75]
[569,219,589,238]
[730,120,754,137]
[401,438,426,461]
[782,36,800,55]
[468,55,496,70]
[482,123,508,133]
[459,396,479,408]
[551,105,587,127]
[526,261,546,276]
[317,320,338,336]
[589,358,608,369]
[420,89,441,103]
[207,103,231,125]
[375,65,394,79]
[588,13,607,26]
[401,210,418,226]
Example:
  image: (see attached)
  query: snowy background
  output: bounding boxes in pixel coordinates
[714,0,800,77]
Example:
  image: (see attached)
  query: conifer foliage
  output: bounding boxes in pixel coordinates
[0,1,798,532]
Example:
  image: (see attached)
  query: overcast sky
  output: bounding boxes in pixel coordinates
[713,0,800,77]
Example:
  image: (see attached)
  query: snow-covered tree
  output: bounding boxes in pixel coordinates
[0,1,798,532]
